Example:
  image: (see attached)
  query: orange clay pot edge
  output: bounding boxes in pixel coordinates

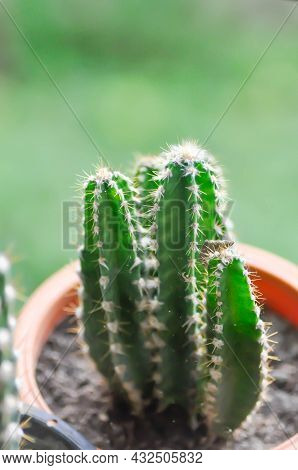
[14,244,298,449]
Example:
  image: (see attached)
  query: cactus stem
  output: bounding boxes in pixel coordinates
[202,243,272,435]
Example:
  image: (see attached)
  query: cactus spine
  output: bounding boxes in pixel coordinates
[0,253,21,449]
[79,142,272,437]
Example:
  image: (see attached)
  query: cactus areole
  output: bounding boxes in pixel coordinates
[77,142,273,438]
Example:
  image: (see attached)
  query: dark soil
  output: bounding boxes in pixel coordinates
[36,312,298,449]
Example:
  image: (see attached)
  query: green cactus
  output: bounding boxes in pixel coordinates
[202,241,270,435]
[78,169,152,414]
[0,253,21,449]
[78,142,272,437]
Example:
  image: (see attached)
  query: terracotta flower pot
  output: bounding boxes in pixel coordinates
[14,243,298,450]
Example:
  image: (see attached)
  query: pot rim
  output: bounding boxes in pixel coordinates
[14,243,298,450]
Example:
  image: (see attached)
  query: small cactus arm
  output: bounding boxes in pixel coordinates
[0,253,21,449]
[145,142,229,411]
[79,169,151,414]
[203,241,271,436]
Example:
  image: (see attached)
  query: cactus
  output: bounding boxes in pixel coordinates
[202,241,271,434]
[0,253,21,449]
[78,169,152,414]
[78,142,272,437]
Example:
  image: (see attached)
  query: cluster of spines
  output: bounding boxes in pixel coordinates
[184,165,207,411]
[0,253,22,449]
[160,142,230,239]
[79,141,272,437]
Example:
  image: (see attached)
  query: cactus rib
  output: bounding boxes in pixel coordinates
[78,178,115,382]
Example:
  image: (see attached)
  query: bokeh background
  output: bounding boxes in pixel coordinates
[0,0,297,295]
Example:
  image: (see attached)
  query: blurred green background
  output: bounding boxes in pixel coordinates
[0,0,297,295]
